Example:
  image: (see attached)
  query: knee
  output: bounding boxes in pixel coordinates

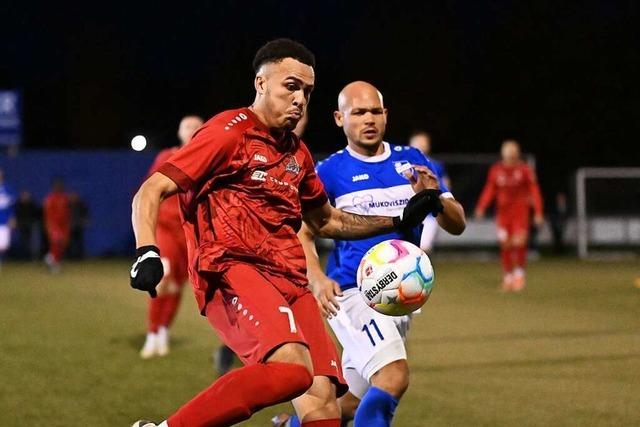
[370,359,410,399]
[293,375,340,421]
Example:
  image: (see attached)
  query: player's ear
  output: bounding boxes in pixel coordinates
[333,111,343,127]
[255,75,266,95]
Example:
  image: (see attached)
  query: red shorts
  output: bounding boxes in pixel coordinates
[156,228,189,285]
[204,263,348,397]
[496,205,530,241]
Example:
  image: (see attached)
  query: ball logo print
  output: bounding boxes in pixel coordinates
[357,239,434,316]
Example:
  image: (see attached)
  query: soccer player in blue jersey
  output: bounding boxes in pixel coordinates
[0,169,16,269]
[274,81,465,427]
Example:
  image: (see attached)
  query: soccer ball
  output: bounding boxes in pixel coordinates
[357,239,434,316]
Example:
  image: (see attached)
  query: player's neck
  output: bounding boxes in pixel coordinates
[248,105,286,142]
[347,141,385,157]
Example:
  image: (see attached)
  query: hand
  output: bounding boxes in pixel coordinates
[474,209,485,220]
[130,245,164,298]
[534,214,544,227]
[309,273,343,319]
[393,189,443,232]
[404,165,440,193]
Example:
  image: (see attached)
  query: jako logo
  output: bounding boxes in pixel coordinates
[352,173,369,182]
[251,170,267,181]
[253,154,267,163]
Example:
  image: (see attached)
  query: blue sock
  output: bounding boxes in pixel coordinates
[287,415,301,427]
[353,386,399,427]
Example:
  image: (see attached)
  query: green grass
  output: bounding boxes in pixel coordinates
[1,258,639,426]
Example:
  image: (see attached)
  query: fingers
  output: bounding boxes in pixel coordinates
[413,165,436,178]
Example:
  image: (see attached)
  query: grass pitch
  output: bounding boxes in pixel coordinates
[1,258,639,426]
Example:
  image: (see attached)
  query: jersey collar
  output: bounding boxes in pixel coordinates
[345,141,391,163]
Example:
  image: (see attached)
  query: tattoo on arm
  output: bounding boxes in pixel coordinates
[322,210,395,240]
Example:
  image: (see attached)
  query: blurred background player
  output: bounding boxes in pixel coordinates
[275,82,465,427]
[409,130,451,253]
[0,168,16,270]
[140,115,204,359]
[43,177,70,273]
[474,139,543,291]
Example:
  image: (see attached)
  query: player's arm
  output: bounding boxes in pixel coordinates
[303,189,441,240]
[298,224,342,317]
[409,164,465,235]
[474,166,496,218]
[130,172,179,297]
[527,166,544,226]
[437,197,466,235]
[131,172,179,247]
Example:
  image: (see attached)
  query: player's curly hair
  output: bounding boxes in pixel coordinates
[253,38,315,72]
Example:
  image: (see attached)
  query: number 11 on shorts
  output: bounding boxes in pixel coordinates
[362,319,384,346]
[279,306,297,333]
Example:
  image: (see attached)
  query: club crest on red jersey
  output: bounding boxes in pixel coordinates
[285,155,301,175]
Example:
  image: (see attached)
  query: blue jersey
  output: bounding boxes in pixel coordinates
[316,142,451,291]
[0,183,15,225]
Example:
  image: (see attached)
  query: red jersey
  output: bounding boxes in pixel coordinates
[44,190,70,233]
[158,108,327,311]
[476,161,543,215]
[147,147,184,238]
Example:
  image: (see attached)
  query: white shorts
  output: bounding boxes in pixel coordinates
[0,225,10,252]
[328,288,411,399]
[420,215,439,252]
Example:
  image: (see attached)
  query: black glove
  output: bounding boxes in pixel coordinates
[130,245,163,298]
[393,189,444,232]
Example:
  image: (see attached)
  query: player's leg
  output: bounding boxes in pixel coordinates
[496,214,514,291]
[289,290,346,426]
[419,215,439,253]
[510,212,530,291]
[163,264,315,427]
[327,289,408,427]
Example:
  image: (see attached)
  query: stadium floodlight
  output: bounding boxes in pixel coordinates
[576,167,640,259]
[131,135,147,151]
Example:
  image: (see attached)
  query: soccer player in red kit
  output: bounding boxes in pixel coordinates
[44,178,70,273]
[140,115,204,359]
[129,39,442,427]
[474,140,544,291]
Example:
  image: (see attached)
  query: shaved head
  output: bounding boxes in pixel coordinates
[337,81,384,112]
[501,139,521,165]
[334,81,388,156]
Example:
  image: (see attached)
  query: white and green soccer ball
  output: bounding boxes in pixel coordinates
[357,239,435,316]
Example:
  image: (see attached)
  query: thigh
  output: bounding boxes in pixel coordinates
[204,264,308,366]
[328,289,407,383]
[291,291,348,397]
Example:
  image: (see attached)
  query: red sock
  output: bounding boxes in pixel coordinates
[514,246,527,268]
[51,242,64,262]
[302,420,341,427]
[167,362,313,427]
[160,293,181,328]
[500,247,513,273]
[148,296,167,333]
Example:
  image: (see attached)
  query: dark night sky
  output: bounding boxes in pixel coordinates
[1,1,638,192]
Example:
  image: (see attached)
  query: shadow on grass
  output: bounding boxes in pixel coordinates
[412,328,639,345]
[413,353,640,373]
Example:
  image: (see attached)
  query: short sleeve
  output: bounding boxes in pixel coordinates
[298,143,329,212]
[157,123,238,192]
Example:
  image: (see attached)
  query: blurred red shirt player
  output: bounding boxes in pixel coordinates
[44,178,70,273]
[475,140,543,291]
[139,115,204,359]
